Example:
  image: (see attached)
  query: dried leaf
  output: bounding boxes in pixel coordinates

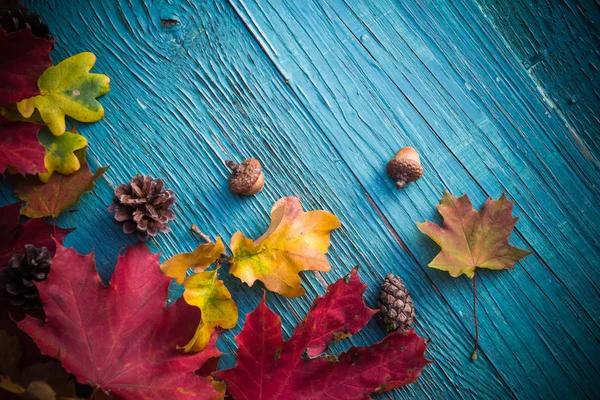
[17,242,225,399]
[0,202,72,268]
[417,192,531,278]
[161,237,225,284]
[13,154,107,218]
[16,52,110,136]
[37,127,87,183]
[0,331,77,399]
[230,197,341,297]
[215,269,430,399]
[180,269,238,353]
[0,29,53,106]
[0,116,45,175]
[0,331,20,378]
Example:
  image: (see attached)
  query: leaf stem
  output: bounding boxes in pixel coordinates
[88,387,99,400]
[471,269,479,361]
[190,224,211,243]
[189,224,233,266]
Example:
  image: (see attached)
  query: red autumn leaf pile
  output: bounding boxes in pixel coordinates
[17,242,225,400]
[215,269,430,399]
[0,25,54,175]
[0,202,71,268]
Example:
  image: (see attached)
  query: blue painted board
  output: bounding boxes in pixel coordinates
[478,0,600,161]
[1,0,598,398]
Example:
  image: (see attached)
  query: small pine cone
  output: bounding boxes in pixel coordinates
[1,245,51,309]
[379,273,415,332]
[0,7,51,39]
[108,174,176,242]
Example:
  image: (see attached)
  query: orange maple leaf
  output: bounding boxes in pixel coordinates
[418,192,531,360]
[418,191,531,278]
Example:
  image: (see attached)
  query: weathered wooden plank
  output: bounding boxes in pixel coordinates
[228,0,600,398]
[478,0,600,161]
[1,0,523,398]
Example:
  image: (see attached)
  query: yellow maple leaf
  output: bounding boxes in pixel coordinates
[181,270,238,352]
[229,196,341,298]
[160,237,225,284]
[417,191,531,278]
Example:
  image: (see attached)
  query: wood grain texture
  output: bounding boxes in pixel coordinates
[0,0,597,398]
[478,0,600,162]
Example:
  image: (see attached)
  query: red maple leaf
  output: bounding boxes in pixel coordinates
[17,242,225,399]
[0,202,71,268]
[215,269,430,399]
[0,27,52,174]
[0,28,53,105]
[0,116,45,175]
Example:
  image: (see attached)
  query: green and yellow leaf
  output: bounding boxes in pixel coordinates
[37,127,87,183]
[181,270,238,352]
[17,52,110,136]
[229,196,341,298]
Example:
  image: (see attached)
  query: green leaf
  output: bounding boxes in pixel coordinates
[17,52,110,136]
[13,152,108,218]
[38,127,87,183]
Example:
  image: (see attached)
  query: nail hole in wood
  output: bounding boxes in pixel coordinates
[161,18,179,28]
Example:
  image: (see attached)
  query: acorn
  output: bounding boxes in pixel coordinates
[386,147,423,189]
[226,158,264,195]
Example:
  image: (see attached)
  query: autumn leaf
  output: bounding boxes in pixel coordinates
[0,29,53,106]
[215,269,430,399]
[0,116,45,175]
[16,52,110,136]
[0,202,72,268]
[161,237,226,284]
[0,331,78,400]
[13,153,108,218]
[229,197,341,297]
[17,242,225,399]
[37,126,87,183]
[417,192,531,278]
[417,192,531,360]
[181,269,238,353]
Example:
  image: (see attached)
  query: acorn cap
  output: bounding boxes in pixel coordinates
[386,147,423,189]
[226,158,264,195]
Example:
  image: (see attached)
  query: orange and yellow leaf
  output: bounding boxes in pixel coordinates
[229,196,341,298]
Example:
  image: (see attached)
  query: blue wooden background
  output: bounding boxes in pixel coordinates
[2,0,599,398]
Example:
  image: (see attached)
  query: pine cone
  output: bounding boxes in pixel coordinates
[379,273,415,332]
[108,174,176,241]
[0,6,51,39]
[1,245,51,309]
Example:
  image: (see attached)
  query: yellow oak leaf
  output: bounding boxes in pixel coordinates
[160,237,225,284]
[417,191,531,278]
[181,270,238,352]
[17,52,110,136]
[229,196,341,298]
[37,127,87,183]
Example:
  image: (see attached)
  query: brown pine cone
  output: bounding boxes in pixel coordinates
[0,6,51,39]
[1,245,51,309]
[379,273,416,332]
[108,174,176,241]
